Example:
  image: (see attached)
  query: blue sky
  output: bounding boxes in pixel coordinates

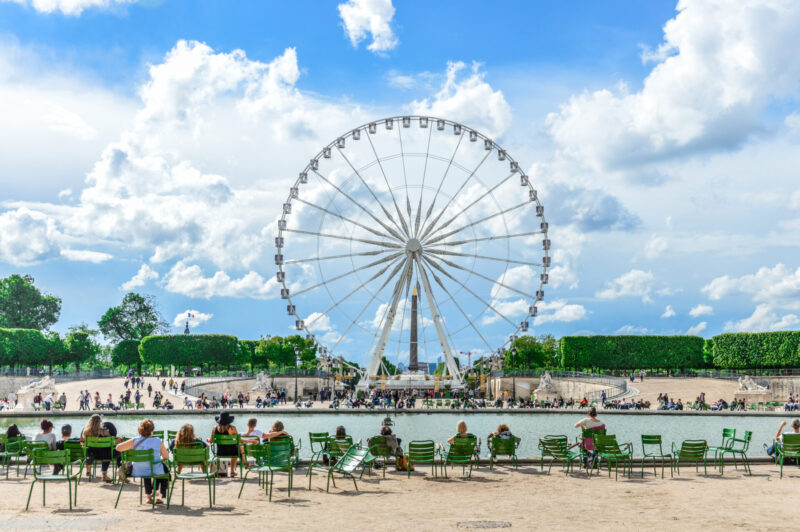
[1,0,799,367]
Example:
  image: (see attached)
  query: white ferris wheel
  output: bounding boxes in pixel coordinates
[274,116,549,388]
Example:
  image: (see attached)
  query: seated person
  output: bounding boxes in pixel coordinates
[765,419,800,460]
[445,420,481,454]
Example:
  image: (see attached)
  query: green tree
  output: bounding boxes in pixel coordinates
[98,293,167,374]
[111,340,141,369]
[255,336,293,370]
[0,328,49,370]
[139,334,239,374]
[43,331,66,374]
[65,329,101,373]
[378,356,398,375]
[0,274,61,330]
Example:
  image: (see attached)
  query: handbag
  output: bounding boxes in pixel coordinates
[122,436,148,478]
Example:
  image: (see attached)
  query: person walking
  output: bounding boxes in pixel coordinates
[147,383,153,398]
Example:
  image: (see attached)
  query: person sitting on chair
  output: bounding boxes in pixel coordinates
[765,419,800,461]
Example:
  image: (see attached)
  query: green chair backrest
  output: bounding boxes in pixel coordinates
[85,436,115,449]
[408,440,435,463]
[737,430,752,450]
[63,440,86,461]
[782,433,800,454]
[490,437,517,455]
[166,430,178,442]
[540,434,568,447]
[309,432,329,453]
[4,436,27,453]
[641,434,665,455]
[446,438,476,461]
[26,441,50,454]
[264,440,292,468]
[328,437,352,457]
[212,433,241,458]
[121,449,158,475]
[334,446,368,474]
[173,446,210,466]
[720,428,736,445]
[32,449,69,466]
[678,440,707,459]
[541,439,571,459]
[367,436,393,458]
[594,434,623,454]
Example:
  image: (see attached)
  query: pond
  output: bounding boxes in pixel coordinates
[1,411,788,459]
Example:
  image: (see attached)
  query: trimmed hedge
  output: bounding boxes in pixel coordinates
[559,335,705,370]
[139,334,240,370]
[0,328,50,367]
[711,332,800,369]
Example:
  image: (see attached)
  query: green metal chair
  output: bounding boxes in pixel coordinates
[706,428,736,470]
[249,439,293,501]
[366,436,394,477]
[640,434,673,478]
[538,435,569,471]
[672,439,708,476]
[439,437,477,478]
[777,433,800,478]
[407,440,438,478]
[593,434,633,480]
[84,436,117,482]
[488,436,519,469]
[306,432,330,487]
[168,446,216,509]
[539,437,581,475]
[211,433,242,478]
[325,445,369,492]
[23,441,51,478]
[115,449,170,509]
[719,430,752,475]
[0,436,27,478]
[25,449,81,511]
[166,430,178,445]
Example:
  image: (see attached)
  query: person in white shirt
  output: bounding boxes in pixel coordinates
[765,419,800,458]
[242,418,263,443]
[43,393,53,411]
[34,419,57,450]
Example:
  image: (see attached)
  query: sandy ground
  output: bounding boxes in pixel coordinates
[628,377,739,406]
[50,377,742,412]
[0,461,797,531]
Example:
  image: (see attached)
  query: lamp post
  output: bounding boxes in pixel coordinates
[294,345,300,402]
[511,346,517,401]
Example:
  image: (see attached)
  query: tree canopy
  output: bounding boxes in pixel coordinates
[0,274,61,330]
[98,293,168,343]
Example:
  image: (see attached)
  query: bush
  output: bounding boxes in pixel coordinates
[711,332,800,369]
[559,335,705,370]
[139,334,240,371]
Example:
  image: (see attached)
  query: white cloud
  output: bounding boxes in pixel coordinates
[724,304,800,332]
[337,0,398,53]
[482,298,529,326]
[534,299,587,326]
[644,234,668,259]
[596,269,654,303]
[172,309,212,328]
[42,102,97,140]
[305,312,333,333]
[0,207,61,266]
[615,324,650,335]
[686,321,707,336]
[1,0,138,15]
[60,248,112,263]
[162,261,279,299]
[411,61,512,138]
[546,0,800,173]
[661,305,675,318]
[120,264,159,291]
[689,303,713,317]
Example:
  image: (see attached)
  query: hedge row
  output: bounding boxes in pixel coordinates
[139,334,240,370]
[559,335,705,370]
[711,332,800,369]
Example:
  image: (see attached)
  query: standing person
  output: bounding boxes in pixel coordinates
[161,379,166,391]
[573,407,606,468]
[208,411,239,477]
[58,391,67,410]
[76,390,85,411]
[147,383,153,398]
[765,419,800,459]
[116,419,169,504]
[8,391,17,409]
[43,392,53,411]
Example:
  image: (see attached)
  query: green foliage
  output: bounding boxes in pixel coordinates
[558,335,705,370]
[504,334,558,369]
[0,274,61,330]
[378,356,397,375]
[0,328,49,367]
[64,330,101,371]
[111,339,141,368]
[239,340,262,369]
[139,334,240,369]
[98,293,168,343]
[711,332,800,369]
[254,335,316,370]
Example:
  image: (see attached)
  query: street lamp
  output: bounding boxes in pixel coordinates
[511,346,518,402]
[294,345,300,402]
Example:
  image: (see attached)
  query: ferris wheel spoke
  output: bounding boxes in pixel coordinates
[396,126,412,220]
[284,249,391,266]
[361,134,411,239]
[418,258,494,352]
[283,228,402,250]
[306,256,406,332]
[421,255,517,328]
[336,147,409,240]
[424,247,542,268]
[418,149,492,242]
[414,126,434,238]
[424,200,530,246]
[334,258,412,353]
[291,251,404,297]
[420,132,465,231]
[293,197,396,241]
[422,172,515,242]
[437,230,545,247]
[425,253,534,300]
[312,169,405,243]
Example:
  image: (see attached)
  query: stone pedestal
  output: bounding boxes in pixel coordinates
[734,390,773,404]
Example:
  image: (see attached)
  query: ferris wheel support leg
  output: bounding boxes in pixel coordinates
[414,256,462,384]
[364,261,412,383]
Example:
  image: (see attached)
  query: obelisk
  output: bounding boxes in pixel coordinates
[409,283,419,372]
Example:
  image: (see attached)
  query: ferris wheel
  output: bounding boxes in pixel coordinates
[274,116,549,386]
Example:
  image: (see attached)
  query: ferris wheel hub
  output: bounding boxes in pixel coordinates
[405,237,422,254]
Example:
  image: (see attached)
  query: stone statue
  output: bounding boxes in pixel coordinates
[738,375,767,391]
[535,371,557,394]
[250,371,270,392]
[317,355,331,374]
[490,354,504,372]
[18,375,56,393]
